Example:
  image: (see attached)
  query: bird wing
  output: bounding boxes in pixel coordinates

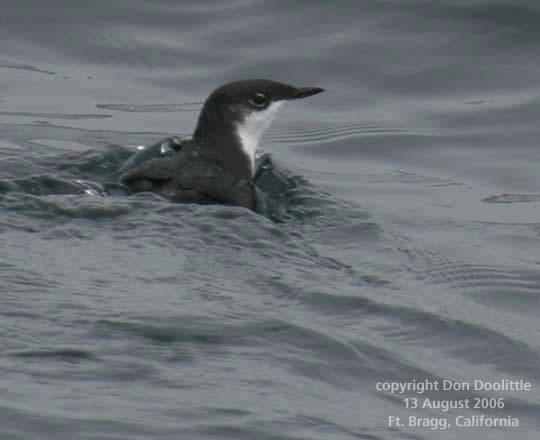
[170,155,253,209]
[120,150,255,210]
[120,156,178,192]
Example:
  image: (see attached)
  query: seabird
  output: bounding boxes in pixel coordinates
[120,79,324,210]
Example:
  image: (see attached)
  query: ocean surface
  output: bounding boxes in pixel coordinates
[1,1,540,439]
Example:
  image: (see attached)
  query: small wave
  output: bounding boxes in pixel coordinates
[0,193,133,223]
[389,229,540,319]
[0,59,56,75]
[303,289,540,380]
[38,144,134,178]
[483,193,540,204]
[0,175,104,197]
[0,140,24,151]
[8,348,94,360]
[363,169,462,187]
[95,316,290,346]
[0,111,112,120]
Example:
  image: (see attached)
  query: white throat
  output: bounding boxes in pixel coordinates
[235,101,286,174]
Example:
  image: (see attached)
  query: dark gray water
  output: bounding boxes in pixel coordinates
[2,1,540,439]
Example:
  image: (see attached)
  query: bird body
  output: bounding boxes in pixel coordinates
[120,79,324,210]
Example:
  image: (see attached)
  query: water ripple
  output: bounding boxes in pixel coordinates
[0,59,56,75]
[483,193,540,204]
[96,102,202,113]
[0,111,112,120]
[269,121,408,145]
[8,348,94,360]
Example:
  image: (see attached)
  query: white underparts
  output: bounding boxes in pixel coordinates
[235,101,286,174]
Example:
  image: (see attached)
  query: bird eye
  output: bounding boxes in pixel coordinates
[249,93,268,108]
